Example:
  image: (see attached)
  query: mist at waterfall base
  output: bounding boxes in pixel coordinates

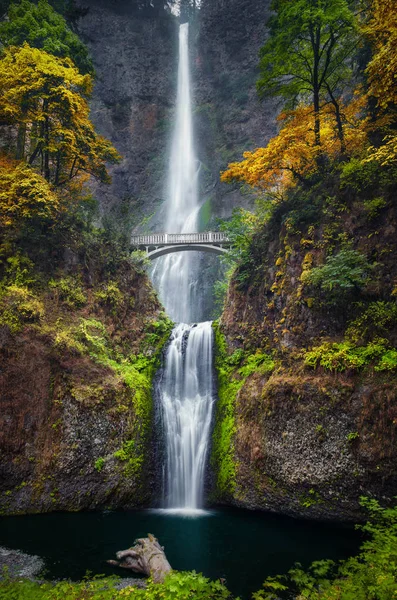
[0,509,360,599]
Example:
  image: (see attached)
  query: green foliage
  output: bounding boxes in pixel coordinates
[301,249,372,301]
[212,322,275,497]
[0,0,93,74]
[0,570,232,600]
[346,431,359,442]
[254,498,397,599]
[340,158,381,192]
[363,196,388,219]
[49,276,87,309]
[94,281,124,312]
[211,321,239,497]
[0,284,44,332]
[238,352,275,378]
[1,253,36,287]
[215,208,259,302]
[346,302,397,344]
[304,339,397,372]
[219,207,258,267]
[130,250,151,274]
[94,457,104,472]
[257,0,357,149]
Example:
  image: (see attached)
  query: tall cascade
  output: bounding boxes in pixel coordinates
[151,23,215,512]
[151,22,200,324]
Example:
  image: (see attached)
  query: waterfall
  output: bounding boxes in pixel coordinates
[150,24,215,513]
[151,22,201,324]
[160,322,214,510]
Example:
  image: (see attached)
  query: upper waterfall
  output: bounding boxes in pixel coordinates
[151,23,201,324]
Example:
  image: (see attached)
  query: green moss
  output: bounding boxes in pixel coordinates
[304,338,397,372]
[94,457,105,472]
[211,322,275,499]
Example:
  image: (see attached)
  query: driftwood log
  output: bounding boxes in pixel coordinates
[107,534,172,583]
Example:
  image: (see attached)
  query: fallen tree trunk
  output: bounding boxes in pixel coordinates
[107,534,172,583]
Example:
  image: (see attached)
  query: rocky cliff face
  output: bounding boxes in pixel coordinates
[194,0,277,223]
[0,255,171,515]
[76,0,177,234]
[213,175,397,520]
[75,0,277,232]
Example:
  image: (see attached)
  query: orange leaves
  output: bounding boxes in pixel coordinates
[221,95,368,193]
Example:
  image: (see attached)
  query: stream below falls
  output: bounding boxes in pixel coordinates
[0,508,360,599]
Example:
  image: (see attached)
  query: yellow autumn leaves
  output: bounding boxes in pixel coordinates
[0,42,120,233]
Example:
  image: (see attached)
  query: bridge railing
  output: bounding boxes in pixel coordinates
[131,232,230,246]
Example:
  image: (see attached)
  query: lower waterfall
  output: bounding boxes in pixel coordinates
[158,322,214,512]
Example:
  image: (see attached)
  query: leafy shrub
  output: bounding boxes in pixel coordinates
[94,281,124,311]
[340,157,381,192]
[301,249,372,302]
[94,458,105,472]
[238,352,275,378]
[254,498,397,600]
[363,196,387,219]
[0,571,232,600]
[0,285,44,332]
[304,339,397,372]
[346,301,397,344]
[49,276,87,309]
[130,250,151,273]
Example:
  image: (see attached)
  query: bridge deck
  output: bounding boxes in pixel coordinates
[131,232,230,246]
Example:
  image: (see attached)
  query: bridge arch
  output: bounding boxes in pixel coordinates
[131,232,231,260]
[147,243,229,260]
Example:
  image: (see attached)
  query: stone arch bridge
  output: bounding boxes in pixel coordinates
[131,232,231,260]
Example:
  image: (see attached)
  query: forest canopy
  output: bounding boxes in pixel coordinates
[222,0,397,192]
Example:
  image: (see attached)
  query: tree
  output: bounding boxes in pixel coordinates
[257,0,358,152]
[0,44,120,185]
[0,0,93,75]
[365,0,397,111]
[363,0,397,166]
[221,93,367,192]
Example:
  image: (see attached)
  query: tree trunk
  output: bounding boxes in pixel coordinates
[326,85,346,155]
[107,534,172,584]
[16,124,26,160]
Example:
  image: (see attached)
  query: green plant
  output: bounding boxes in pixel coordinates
[0,285,44,332]
[94,281,124,311]
[346,302,397,344]
[346,431,359,442]
[301,249,372,299]
[363,196,387,219]
[304,339,397,372]
[254,498,397,599]
[0,570,232,599]
[94,458,105,472]
[49,276,87,309]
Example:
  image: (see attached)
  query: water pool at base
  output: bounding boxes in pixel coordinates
[0,507,360,598]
